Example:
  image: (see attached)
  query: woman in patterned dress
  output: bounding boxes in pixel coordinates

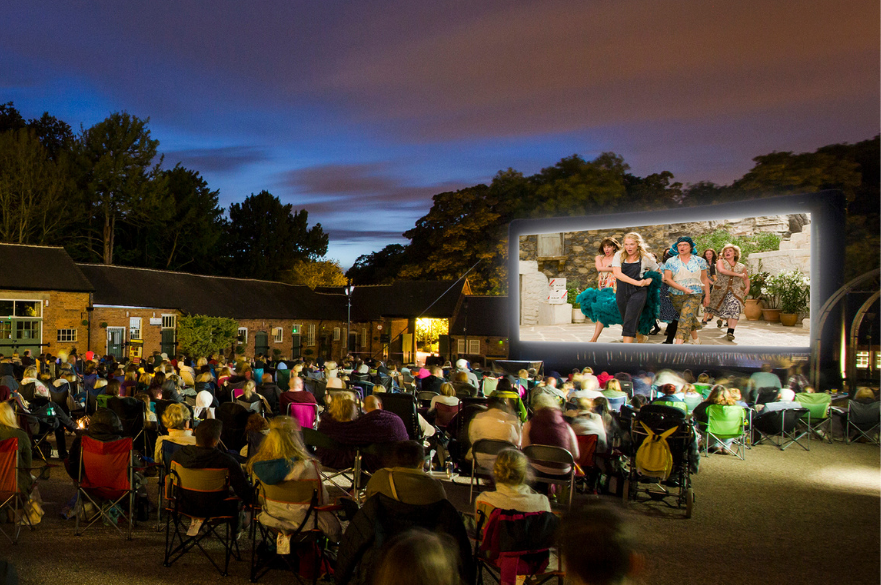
[705,243,749,342]
[663,236,710,345]
[586,237,620,342]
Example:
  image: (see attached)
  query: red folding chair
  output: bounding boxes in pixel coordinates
[75,436,136,539]
[573,434,599,494]
[0,437,38,544]
[289,402,319,430]
[435,402,462,429]
[475,507,563,585]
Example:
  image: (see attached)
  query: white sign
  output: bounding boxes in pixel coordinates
[547,278,567,305]
[149,318,162,326]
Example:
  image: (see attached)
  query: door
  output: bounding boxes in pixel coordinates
[161,329,176,357]
[291,333,301,359]
[319,334,332,360]
[107,327,125,359]
[255,331,269,357]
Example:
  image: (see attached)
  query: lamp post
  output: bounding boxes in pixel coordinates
[345,283,355,354]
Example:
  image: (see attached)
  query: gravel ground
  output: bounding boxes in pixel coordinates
[2,437,878,585]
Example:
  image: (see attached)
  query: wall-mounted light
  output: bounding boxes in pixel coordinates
[126,311,129,317]
[45,300,49,307]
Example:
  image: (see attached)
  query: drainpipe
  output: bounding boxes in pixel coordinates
[87,293,94,355]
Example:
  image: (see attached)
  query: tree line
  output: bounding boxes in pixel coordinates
[347,137,879,292]
[0,103,334,284]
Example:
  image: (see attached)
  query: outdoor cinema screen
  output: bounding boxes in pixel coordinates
[506,192,844,370]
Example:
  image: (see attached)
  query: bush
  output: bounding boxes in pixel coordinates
[693,229,780,261]
[177,315,239,357]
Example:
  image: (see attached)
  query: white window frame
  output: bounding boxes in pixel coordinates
[333,327,341,342]
[273,327,283,343]
[238,327,248,344]
[129,317,142,340]
[468,339,480,355]
[457,339,465,355]
[306,323,316,346]
[57,328,77,343]
[856,351,870,369]
[161,314,176,329]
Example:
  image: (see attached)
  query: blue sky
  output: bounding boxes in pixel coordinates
[3,0,878,268]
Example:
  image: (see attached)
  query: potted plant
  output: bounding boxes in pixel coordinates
[759,280,782,322]
[745,270,768,321]
[567,280,585,323]
[769,269,810,326]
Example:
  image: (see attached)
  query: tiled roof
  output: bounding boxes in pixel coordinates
[316,280,467,320]
[0,244,94,292]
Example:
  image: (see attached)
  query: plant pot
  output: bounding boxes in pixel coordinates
[744,299,763,321]
[572,307,585,323]
[780,312,799,326]
[761,308,781,323]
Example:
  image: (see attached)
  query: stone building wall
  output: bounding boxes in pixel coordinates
[519,214,809,290]
[0,290,91,356]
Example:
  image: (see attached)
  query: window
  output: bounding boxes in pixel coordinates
[361,327,367,348]
[161,314,176,329]
[0,321,10,340]
[458,339,480,355]
[129,317,142,340]
[306,323,316,346]
[856,351,870,369]
[876,352,881,370]
[537,233,564,257]
[57,328,77,342]
[16,321,38,340]
[0,300,40,318]
[333,327,340,341]
[273,327,283,343]
[238,327,248,343]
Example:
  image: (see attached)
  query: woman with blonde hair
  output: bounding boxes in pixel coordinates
[611,232,661,343]
[0,401,34,495]
[705,243,749,342]
[153,402,196,462]
[21,365,50,399]
[474,449,550,522]
[429,382,461,411]
[237,380,272,413]
[248,416,341,540]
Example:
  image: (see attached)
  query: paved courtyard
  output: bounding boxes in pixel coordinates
[521,317,811,346]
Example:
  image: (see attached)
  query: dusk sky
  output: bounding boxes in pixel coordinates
[4,1,878,268]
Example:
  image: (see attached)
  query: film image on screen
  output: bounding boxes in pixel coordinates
[518,213,812,348]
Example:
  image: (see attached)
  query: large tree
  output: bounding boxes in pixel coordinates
[0,129,73,245]
[76,112,168,264]
[224,190,328,281]
[285,258,348,289]
[346,243,409,285]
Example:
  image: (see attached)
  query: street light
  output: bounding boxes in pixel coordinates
[345,283,355,355]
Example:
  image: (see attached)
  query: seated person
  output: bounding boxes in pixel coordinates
[530,376,567,408]
[560,504,644,585]
[423,367,446,395]
[451,371,478,398]
[747,363,782,404]
[455,358,480,388]
[278,376,317,416]
[564,397,609,454]
[365,395,436,440]
[467,398,521,468]
[521,393,579,477]
[489,377,528,423]
[474,449,550,525]
[154,403,196,463]
[248,416,340,541]
[256,373,283,413]
[0,401,34,495]
[236,380,272,414]
[429,382,461,412]
[568,375,604,401]
[691,386,741,451]
[373,529,463,585]
[170,419,254,531]
[317,393,409,472]
[651,384,685,405]
[365,440,447,505]
[728,388,749,409]
[757,388,800,413]
[193,390,215,421]
[66,408,125,480]
[602,379,628,400]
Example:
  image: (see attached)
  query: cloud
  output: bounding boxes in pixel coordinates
[163,146,267,173]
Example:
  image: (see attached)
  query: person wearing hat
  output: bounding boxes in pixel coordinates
[705,243,750,342]
[455,359,479,388]
[662,236,710,345]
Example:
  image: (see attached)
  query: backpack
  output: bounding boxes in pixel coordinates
[635,422,678,479]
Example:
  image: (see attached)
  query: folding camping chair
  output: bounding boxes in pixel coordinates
[699,405,748,460]
[155,439,189,531]
[377,393,422,441]
[302,428,359,493]
[474,507,563,585]
[795,392,833,443]
[470,439,518,502]
[289,402,320,430]
[163,461,242,576]
[0,437,38,544]
[250,478,337,584]
[75,436,136,539]
[846,401,880,444]
[752,407,810,451]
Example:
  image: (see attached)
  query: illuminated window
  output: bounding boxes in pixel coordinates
[129,317,142,340]
[0,321,10,340]
[855,351,870,369]
[273,327,283,343]
[57,329,77,342]
[876,352,881,370]
[333,327,340,341]
[457,339,481,355]
[238,327,248,344]
[306,323,316,346]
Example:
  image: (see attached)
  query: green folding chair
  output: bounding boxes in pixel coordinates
[693,384,712,399]
[276,369,291,389]
[653,400,688,414]
[701,405,747,460]
[794,393,832,443]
